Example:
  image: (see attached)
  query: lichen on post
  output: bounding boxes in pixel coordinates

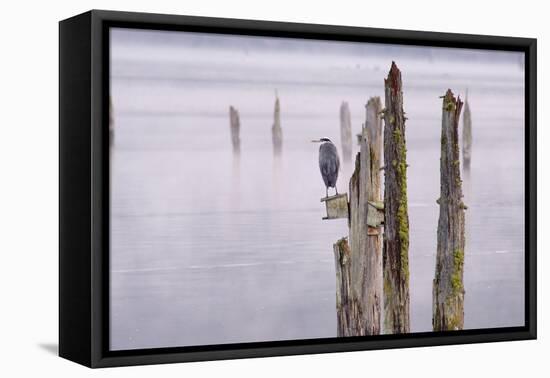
[272,95,283,157]
[229,106,241,156]
[382,62,411,334]
[340,101,353,163]
[433,89,466,331]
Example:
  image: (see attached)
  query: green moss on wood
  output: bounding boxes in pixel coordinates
[451,248,464,295]
[444,99,456,112]
[393,128,409,281]
[447,314,461,331]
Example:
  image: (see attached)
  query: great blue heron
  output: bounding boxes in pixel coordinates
[312,138,340,198]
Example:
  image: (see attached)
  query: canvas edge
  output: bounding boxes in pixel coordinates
[57,9,537,368]
[59,10,94,368]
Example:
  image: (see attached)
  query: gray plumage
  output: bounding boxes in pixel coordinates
[318,138,340,197]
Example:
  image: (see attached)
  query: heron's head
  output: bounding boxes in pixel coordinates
[311,137,332,144]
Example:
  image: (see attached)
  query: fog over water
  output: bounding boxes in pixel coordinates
[110,28,525,350]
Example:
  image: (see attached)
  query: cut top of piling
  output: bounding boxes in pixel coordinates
[385,61,402,96]
[441,89,464,173]
[442,89,464,119]
[440,89,465,203]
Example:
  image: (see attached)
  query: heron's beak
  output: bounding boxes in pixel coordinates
[311,139,321,143]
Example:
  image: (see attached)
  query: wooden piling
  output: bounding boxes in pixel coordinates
[334,96,384,336]
[272,96,283,157]
[382,62,410,334]
[229,106,241,156]
[433,89,466,331]
[347,153,368,336]
[340,102,353,163]
[462,92,472,170]
[364,96,383,335]
[333,237,352,337]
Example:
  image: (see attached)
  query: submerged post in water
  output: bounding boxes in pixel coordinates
[382,62,411,334]
[340,101,352,163]
[433,89,466,331]
[229,106,241,156]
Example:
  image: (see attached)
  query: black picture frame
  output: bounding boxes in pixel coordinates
[59,9,537,368]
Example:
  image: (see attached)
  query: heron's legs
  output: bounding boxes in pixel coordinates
[335,186,339,195]
[325,187,328,198]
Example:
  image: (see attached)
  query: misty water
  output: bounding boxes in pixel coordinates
[110,28,525,350]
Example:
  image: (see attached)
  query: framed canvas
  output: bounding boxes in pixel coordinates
[59,10,537,368]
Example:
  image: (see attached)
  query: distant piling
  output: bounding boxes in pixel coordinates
[382,62,410,334]
[462,92,472,171]
[433,89,466,331]
[109,96,114,145]
[229,106,241,156]
[340,102,353,163]
[272,95,283,157]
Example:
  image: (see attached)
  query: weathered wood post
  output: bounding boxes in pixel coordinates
[348,152,368,336]
[272,95,283,157]
[433,89,466,331]
[229,106,241,156]
[340,101,352,163]
[334,96,384,336]
[364,96,383,335]
[462,91,472,171]
[333,237,352,336]
[382,62,410,334]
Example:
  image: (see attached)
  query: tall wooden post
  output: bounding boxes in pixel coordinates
[433,89,466,331]
[229,106,241,156]
[272,96,283,157]
[382,62,410,334]
[340,101,352,163]
[348,152,367,336]
[462,92,472,171]
[364,96,383,335]
[337,96,383,336]
[333,237,352,337]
